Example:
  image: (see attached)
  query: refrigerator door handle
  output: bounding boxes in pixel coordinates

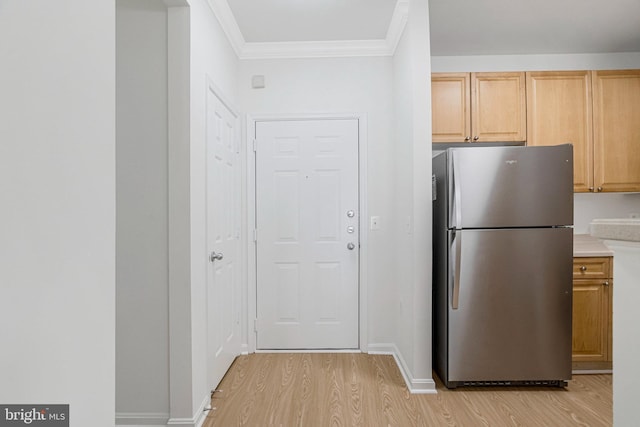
[451,230,462,310]
[451,151,462,229]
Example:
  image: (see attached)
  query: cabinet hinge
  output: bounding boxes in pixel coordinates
[254,318,258,332]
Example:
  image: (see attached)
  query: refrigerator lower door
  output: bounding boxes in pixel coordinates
[447,227,572,386]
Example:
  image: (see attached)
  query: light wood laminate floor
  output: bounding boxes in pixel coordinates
[203,353,612,427]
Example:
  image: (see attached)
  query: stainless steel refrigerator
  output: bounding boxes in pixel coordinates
[432,145,574,389]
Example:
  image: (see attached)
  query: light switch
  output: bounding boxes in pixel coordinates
[251,75,265,89]
[370,216,380,230]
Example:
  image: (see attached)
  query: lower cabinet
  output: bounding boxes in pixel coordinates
[572,257,612,370]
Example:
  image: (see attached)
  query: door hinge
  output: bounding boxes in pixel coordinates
[253,318,258,332]
[253,229,258,242]
[252,139,257,152]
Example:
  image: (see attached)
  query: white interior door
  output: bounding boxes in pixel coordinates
[255,119,359,349]
[206,86,241,389]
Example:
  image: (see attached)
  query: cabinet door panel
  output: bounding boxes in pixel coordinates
[572,279,610,363]
[432,73,470,143]
[526,71,593,192]
[592,70,640,192]
[472,72,526,142]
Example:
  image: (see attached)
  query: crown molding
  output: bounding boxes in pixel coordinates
[206,0,246,58]
[385,0,410,54]
[239,39,392,60]
[207,0,409,59]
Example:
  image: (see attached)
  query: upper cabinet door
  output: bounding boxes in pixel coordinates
[471,72,527,143]
[431,73,471,143]
[526,71,593,193]
[592,70,640,192]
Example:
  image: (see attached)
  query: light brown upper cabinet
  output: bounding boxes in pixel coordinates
[431,73,470,143]
[527,70,640,193]
[432,72,526,144]
[592,70,640,192]
[526,71,593,192]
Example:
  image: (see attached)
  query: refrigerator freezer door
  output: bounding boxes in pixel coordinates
[447,227,572,384]
[449,145,573,229]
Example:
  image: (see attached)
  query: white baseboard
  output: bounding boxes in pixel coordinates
[194,394,211,427]
[116,395,210,427]
[367,343,397,355]
[240,343,250,355]
[368,343,437,394]
[115,412,169,426]
[116,424,167,427]
[167,394,211,427]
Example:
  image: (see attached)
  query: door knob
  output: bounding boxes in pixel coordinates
[210,251,224,262]
[347,242,355,250]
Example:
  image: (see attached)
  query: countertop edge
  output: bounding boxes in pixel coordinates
[573,234,615,257]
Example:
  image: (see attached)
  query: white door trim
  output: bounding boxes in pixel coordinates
[246,112,369,353]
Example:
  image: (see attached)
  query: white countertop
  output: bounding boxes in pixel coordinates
[573,234,614,257]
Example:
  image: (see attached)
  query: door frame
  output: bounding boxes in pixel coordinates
[246,112,369,353]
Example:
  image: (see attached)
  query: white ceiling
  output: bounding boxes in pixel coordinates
[429,0,640,56]
[216,0,640,57]
[227,0,398,43]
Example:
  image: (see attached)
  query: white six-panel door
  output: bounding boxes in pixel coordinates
[255,119,359,349]
[206,86,241,389]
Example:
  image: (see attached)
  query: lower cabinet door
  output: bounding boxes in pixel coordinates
[572,279,610,363]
